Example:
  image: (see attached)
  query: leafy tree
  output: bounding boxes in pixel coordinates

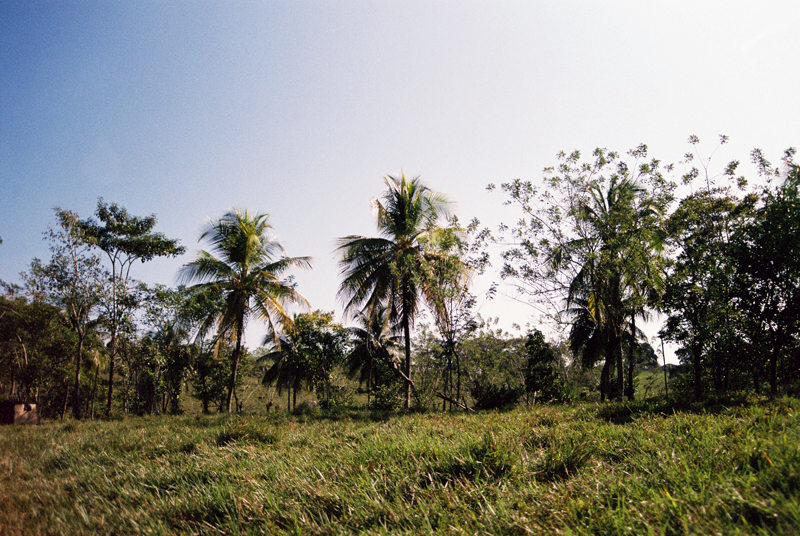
[337,173,451,410]
[460,324,527,409]
[260,332,307,412]
[179,209,311,413]
[191,342,229,413]
[660,137,758,399]
[0,293,76,417]
[21,209,106,418]
[731,149,800,395]
[420,218,481,409]
[660,190,755,398]
[295,311,349,407]
[491,146,672,401]
[523,330,565,402]
[139,285,198,414]
[262,311,350,410]
[79,199,185,415]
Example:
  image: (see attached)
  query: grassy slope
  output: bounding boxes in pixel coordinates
[1,399,799,535]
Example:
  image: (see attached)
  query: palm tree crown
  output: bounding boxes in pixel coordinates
[179,208,311,412]
[337,173,450,409]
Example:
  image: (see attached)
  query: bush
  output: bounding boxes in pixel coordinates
[471,382,524,410]
[317,385,354,409]
[370,384,401,410]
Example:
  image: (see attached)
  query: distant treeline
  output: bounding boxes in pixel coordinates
[2,137,798,418]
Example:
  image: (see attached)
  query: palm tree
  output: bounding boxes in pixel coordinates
[179,209,311,413]
[260,332,307,412]
[563,175,664,400]
[346,304,403,408]
[337,174,451,410]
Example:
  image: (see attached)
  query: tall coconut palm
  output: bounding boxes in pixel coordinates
[179,209,311,413]
[337,174,451,410]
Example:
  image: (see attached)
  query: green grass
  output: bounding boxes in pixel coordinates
[2,399,800,535]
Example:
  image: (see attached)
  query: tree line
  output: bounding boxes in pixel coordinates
[1,137,798,419]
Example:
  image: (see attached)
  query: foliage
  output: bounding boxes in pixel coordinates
[345,303,403,408]
[0,294,79,418]
[731,151,800,395]
[660,139,799,400]
[461,325,527,409]
[661,188,756,398]
[190,342,230,414]
[79,199,185,415]
[420,217,481,409]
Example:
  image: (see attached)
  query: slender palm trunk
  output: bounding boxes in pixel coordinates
[403,314,412,411]
[600,359,610,402]
[91,362,99,419]
[367,362,372,409]
[226,323,244,413]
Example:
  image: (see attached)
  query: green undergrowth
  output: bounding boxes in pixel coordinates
[1,399,799,535]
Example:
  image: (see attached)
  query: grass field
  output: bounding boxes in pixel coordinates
[1,397,799,535]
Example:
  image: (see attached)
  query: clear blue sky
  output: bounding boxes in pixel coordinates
[2,1,798,355]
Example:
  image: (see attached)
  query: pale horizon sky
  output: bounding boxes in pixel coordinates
[2,1,798,359]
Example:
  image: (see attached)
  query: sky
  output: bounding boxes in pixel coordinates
[1,1,798,358]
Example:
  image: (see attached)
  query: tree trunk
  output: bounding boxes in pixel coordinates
[106,334,115,415]
[73,333,84,419]
[626,316,635,401]
[616,338,624,401]
[226,324,244,413]
[62,381,69,420]
[455,348,462,409]
[692,340,703,400]
[90,363,99,420]
[752,366,761,395]
[403,313,412,411]
[769,351,778,396]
